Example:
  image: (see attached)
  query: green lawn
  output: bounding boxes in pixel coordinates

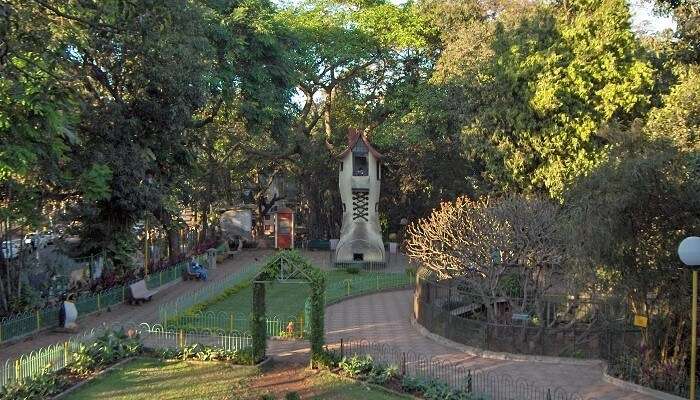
[305,372,411,399]
[64,358,409,400]
[201,270,384,318]
[64,358,256,400]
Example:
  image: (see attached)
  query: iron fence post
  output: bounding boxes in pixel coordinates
[467,370,472,392]
[402,352,406,376]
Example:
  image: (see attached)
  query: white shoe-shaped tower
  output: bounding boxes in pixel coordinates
[335,129,385,264]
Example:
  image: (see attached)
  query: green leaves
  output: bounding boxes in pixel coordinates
[439,0,655,198]
[79,164,112,202]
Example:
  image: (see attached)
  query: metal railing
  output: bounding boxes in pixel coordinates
[160,270,414,336]
[0,322,252,389]
[325,272,413,303]
[328,249,416,273]
[161,312,307,338]
[157,264,262,325]
[0,247,225,344]
[332,338,593,400]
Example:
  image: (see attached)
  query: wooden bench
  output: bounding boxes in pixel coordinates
[126,279,159,305]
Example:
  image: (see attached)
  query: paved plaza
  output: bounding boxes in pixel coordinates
[1,251,655,399]
[324,290,654,400]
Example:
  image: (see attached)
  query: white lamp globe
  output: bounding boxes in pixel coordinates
[678,236,700,267]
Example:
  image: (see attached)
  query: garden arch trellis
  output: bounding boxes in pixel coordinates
[250,250,326,362]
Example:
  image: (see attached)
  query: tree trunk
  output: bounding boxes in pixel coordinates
[167,228,180,262]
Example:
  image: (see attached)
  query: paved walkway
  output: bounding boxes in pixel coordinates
[2,254,654,399]
[0,249,333,361]
[321,290,653,400]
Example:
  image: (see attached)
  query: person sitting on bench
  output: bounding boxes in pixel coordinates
[190,257,208,281]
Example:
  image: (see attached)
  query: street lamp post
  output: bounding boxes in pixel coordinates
[678,236,700,400]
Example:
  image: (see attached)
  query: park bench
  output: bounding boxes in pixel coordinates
[307,239,330,251]
[126,279,159,305]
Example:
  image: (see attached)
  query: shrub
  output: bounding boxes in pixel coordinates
[160,343,255,364]
[312,349,342,370]
[259,394,275,400]
[401,375,490,400]
[367,364,398,384]
[285,392,301,400]
[345,267,360,275]
[67,330,142,375]
[339,355,374,377]
[0,366,67,400]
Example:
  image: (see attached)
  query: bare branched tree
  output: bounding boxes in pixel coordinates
[406,194,569,322]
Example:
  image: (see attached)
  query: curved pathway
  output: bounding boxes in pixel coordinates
[322,290,653,400]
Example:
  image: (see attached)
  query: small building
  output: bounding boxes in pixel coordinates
[274,207,295,249]
[335,129,385,263]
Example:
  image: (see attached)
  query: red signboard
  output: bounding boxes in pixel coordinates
[275,209,294,249]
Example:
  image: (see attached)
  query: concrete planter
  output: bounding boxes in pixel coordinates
[389,242,398,254]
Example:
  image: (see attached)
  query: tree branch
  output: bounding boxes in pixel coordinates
[32,0,122,32]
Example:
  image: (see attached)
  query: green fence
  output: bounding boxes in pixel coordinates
[0,322,252,390]
[0,247,222,345]
[325,272,414,303]
[157,264,262,326]
[160,270,414,337]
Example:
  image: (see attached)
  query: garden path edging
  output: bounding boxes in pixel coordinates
[410,316,605,367]
[324,285,412,307]
[601,366,686,400]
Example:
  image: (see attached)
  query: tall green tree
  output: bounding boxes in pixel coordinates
[440,0,655,197]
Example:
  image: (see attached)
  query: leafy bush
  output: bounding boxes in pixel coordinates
[0,366,68,400]
[312,349,342,370]
[277,329,299,339]
[259,394,275,400]
[339,355,374,377]
[401,375,490,400]
[284,392,301,400]
[154,347,179,360]
[68,330,142,375]
[345,267,360,275]
[367,363,398,384]
[159,343,255,364]
[401,375,425,392]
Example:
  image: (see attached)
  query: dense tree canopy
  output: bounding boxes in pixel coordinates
[1,0,699,389]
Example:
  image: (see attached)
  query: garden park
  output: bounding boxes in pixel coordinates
[2,0,700,399]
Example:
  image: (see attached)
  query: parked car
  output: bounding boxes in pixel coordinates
[42,230,59,245]
[24,233,48,249]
